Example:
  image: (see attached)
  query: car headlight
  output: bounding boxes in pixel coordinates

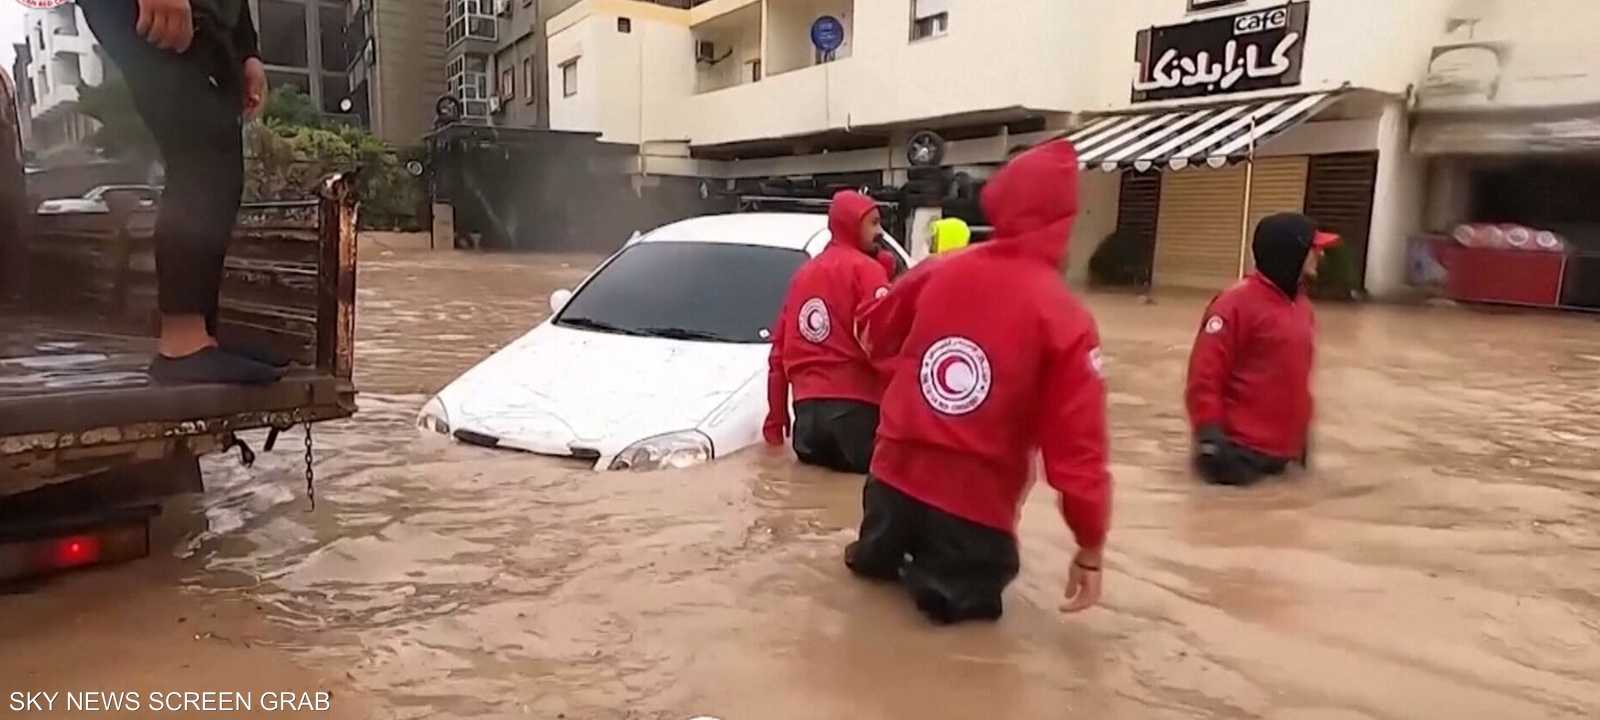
[417,397,451,435]
[609,430,713,472]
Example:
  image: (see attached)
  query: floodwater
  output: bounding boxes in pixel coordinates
[4,248,1600,719]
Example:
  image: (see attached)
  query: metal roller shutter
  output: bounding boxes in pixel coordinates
[1304,152,1378,289]
[1153,163,1248,290]
[1241,156,1310,274]
[1115,170,1162,284]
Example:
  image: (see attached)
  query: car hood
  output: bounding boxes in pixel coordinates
[436,323,766,457]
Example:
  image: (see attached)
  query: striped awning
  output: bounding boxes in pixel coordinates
[1066,92,1341,173]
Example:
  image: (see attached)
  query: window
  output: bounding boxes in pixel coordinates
[259,0,310,67]
[561,58,578,98]
[446,0,497,47]
[617,17,632,34]
[910,0,949,41]
[746,58,761,84]
[555,242,809,344]
[500,67,515,100]
[319,6,348,71]
[447,54,491,117]
[266,70,311,97]
[1189,0,1246,11]
[522,57,534,104]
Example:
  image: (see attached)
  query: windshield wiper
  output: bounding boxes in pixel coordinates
[637,326,734,342]
[559,316,647,336]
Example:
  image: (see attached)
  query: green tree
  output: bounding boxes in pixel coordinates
[75,72,157,165]
[260,85,325,129]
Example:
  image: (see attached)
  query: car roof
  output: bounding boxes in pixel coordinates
[640,213,828,253]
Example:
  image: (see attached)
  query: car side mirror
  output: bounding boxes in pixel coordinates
[549,288,573,315]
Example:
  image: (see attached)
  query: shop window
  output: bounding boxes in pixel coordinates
[910,0,948,41]
[259,0,309,68]
[562,59,578,98]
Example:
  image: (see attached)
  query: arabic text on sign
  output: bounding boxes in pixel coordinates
[1133,33,1301,93]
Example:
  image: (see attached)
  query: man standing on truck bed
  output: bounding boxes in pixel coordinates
[78,0,285,384]
[764,191,893,474]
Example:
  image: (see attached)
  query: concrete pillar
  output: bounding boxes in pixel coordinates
[431,202,455,251]
[1365,99,1427,298]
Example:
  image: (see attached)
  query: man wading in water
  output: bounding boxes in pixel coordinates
[78,0,286,384]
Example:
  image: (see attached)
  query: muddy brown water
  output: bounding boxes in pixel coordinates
[4,249,1599,719]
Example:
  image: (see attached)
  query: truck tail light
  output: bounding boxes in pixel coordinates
[0,516,151,584]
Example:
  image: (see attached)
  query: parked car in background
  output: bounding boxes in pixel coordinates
[36,185,162,215]
[418,213,913,472]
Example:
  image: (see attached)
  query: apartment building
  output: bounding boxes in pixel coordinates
[10,43,32,152]
[21,4,104,158]
[346,0,448,144]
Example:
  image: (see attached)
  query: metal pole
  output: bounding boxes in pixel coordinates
[1237,116,1259,280]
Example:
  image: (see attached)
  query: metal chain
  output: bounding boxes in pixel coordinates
[303,422,316,510]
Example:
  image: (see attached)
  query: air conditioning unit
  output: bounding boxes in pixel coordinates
[489,97,503,114]
[695,41,717,63]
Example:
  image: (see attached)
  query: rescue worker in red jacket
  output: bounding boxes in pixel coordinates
[1186,213,1339,486]
[764,191,893,473]
[846,140,1111,624]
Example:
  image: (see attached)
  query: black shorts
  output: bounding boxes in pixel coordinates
[845,477,1020,625]
[792,399,879,474]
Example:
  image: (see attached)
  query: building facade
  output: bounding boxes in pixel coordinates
[21,4,104,158]
[346,0,448,144]
[485,0,1596,297]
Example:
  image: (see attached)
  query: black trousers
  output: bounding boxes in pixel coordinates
[1195,435,1290,487]
[792,399,879,474]
[846,477,1021,625]
[80,0,244,326]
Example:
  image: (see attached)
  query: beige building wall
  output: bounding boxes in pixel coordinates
[373,0,448,145]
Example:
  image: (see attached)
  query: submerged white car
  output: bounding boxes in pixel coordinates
[417,213,912,471]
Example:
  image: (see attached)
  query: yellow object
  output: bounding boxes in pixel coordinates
[931,218,971,255]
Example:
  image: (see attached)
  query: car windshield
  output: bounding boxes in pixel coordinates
[557,241,808,344]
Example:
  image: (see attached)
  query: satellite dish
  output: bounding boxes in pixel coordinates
[434,95,464,125]
[405,160,425,177]
[339,97,354,113]
[906,130,947,168]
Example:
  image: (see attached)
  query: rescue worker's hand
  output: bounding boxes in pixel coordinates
[136,0,194,53]
[1195,424,1228,457]
[1061,547,1104,613]
[762,416,789,446]
[242,58,268,119]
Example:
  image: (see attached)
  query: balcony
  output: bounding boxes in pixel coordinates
[692,3,759,94]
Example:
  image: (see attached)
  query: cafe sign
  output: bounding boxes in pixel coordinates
[1132,2,1310,103]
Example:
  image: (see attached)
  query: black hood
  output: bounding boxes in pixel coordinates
[1252,213,1317,298]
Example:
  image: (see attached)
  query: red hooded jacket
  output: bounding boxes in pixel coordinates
[1185,272,1316,460]
[765,191,892,441]
[856,141,1111,549]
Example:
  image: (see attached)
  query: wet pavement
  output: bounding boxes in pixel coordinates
[4,248,1599,719]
